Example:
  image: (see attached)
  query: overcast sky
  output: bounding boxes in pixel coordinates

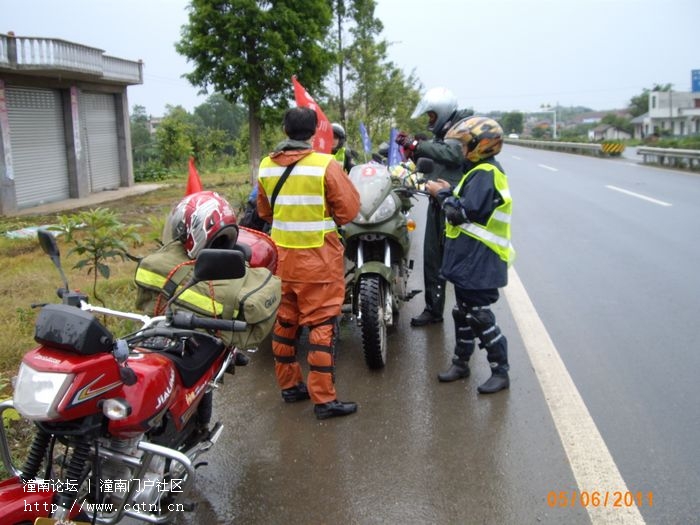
[3,0,699,116]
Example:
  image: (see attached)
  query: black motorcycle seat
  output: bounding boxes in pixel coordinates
[163,333,225,388]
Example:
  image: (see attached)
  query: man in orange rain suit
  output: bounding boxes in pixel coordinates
[257,107,361,420]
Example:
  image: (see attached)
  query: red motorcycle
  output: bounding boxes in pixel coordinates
[0,229,255,524]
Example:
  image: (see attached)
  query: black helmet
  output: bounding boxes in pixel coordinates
[332,122,346,152]
[332,123,346,140]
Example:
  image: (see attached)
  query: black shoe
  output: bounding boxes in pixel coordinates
[314,400,358,420]
[437,363,470,382]
[281,382,311,403]
[410,309,443,327]
[477,373,510,394]
[234,352,249,366]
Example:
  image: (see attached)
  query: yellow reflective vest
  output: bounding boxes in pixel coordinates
[334,147,346,167]
[445,163,515,264]
[259,152,337,248]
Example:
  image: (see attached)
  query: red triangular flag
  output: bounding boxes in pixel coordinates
[185,156,203,195]
[292,75,333,153]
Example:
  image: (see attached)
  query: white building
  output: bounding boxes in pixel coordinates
[634,90,700,139]
[0,33,142,215]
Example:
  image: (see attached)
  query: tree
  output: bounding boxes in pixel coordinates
[176,0,335,183]
[601,113,633,135]
[155,105,198,168]
[130,105,156,166]
[331,0,351,127]
[194,94,246,139]
[500,112,524,135]
[628,83,672,118]
[341,0,421,151]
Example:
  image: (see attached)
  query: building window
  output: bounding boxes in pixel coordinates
[651,95,657,109]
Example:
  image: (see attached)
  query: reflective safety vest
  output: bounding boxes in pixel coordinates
[259,152,337,248]
[445,163,515,264]
[334,147,347,168]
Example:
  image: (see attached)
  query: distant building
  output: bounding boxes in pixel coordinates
[0,32,142,215]
[636,90,700,139]
[588,124,632,141]
[148,116,163,135]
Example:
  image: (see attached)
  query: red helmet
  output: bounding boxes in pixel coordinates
[165,191,238,259]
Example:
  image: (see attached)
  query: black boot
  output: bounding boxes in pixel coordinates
[437,361,470,382]
[314,400,358,420]
[281,382,311,403]
[477,372,509,394]
[410,309,443,327]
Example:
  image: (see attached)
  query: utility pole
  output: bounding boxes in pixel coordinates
[540,103,558,139]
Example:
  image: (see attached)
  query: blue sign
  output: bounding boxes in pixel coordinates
[692,70,700,93]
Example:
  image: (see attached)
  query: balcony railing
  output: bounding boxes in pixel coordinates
[0,33,142,85]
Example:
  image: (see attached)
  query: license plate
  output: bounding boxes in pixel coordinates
[34,518,91,525]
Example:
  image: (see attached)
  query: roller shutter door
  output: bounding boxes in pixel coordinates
[6,87,70,208]
[81,92,120,191]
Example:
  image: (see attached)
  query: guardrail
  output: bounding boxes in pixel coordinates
[505,138,607,157]
[636,146,700,170]
[506,138,700,171]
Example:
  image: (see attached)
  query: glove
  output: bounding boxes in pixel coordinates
[443,196,468,226]
[395,132,419,151]
[396,132,420,160]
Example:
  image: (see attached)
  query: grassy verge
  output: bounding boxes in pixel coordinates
[0,167,252,477]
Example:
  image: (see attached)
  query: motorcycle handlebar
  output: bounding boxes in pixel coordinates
[171,311,247,332]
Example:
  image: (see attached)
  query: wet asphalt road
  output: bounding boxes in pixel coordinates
[171,195,585,525]
[168,148,700,524]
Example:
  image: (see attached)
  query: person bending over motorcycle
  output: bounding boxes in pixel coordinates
[395,87,473,327]
[331,122,356,174]
[425,117,515,394]
[257,107,361,420]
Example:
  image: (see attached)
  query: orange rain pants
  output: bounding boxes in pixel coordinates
[272,279,344,404]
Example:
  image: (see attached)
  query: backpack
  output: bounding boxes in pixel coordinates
[238,188,270,233]
[134,242,280,349]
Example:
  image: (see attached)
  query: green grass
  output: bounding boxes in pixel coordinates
[0,167,251,477]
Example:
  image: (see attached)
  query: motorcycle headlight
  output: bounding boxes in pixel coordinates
[354,195,397,225]
[13,363,74,420]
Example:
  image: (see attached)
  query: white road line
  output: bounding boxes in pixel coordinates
[504,267,645,524]
[605,185,672,206]
[538,164,558,171]
[512,155,522,160]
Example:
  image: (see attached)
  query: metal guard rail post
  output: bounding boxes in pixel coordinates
[636,146,700,170]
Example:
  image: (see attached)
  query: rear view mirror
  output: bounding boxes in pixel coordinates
[38,228,60,258]
[193,249,246,282]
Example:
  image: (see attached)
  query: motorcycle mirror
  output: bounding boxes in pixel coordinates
[165,249,247,311]
[415,158,434,174]
[193,249,246,282]
[38,228,59,257]
[38,228,70,292]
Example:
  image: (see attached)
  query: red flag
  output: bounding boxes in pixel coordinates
[185,156,203,195]
[292,75,333,153]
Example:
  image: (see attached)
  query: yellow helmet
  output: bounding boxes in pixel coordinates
[446,116,503,162]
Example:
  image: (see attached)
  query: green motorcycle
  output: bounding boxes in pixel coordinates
[342,158,433,369]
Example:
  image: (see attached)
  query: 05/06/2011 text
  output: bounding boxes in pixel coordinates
[546,490,653,508]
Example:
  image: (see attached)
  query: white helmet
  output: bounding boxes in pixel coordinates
[411,87,458,135]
